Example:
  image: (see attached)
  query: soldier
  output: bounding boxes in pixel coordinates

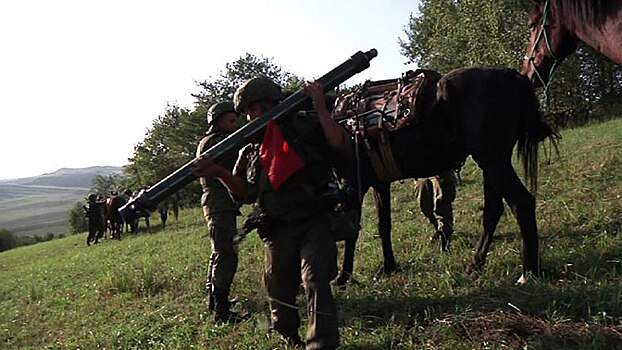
[196,101,247,324]
[192,77,350,349]
[84,193,106,246]
[414,170,457,251]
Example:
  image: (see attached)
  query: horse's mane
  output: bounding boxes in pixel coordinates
[551,0,611,29]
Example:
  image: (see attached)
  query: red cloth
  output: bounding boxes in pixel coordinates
[260,119,305,190]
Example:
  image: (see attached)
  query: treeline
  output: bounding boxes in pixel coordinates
[401,0,622,128]
[0,229,64,252]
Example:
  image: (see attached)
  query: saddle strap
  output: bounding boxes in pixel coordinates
[378,130,402,182]
[363,131,402,183]
[363,138,389,182]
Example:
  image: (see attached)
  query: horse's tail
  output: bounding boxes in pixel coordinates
[516,77,560,194]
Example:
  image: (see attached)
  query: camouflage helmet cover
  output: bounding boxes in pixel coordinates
[233,77,283,113]
[207,101,237,125]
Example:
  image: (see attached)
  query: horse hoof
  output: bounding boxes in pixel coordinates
[516,274,528,285]
[465,262,483,275]
[336,274,350,287]
[376,264,397,277]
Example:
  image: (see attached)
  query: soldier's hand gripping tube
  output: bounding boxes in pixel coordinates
[119,49,378,222]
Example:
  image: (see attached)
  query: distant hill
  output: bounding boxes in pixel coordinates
[0,166,123,236]
[1,166,123,188]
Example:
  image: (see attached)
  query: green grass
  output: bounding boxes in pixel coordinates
[1,119,621,349]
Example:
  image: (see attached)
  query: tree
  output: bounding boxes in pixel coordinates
[0,229,17,252]
[122,53,302,207]
[91,173,124,197]
[400,0,622,125]
[68,201,88,235]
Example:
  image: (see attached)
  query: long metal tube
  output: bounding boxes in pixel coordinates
[120,49,377,221]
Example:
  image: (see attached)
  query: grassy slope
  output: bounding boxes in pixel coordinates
[1,119,621,349]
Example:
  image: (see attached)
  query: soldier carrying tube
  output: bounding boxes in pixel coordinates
[119,49,377,223]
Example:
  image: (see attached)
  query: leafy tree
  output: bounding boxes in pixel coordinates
[0,229,17,252]
[122,53,302,207]
[68,201,87,235]
[91,173,125,197]
[400,0,622,125]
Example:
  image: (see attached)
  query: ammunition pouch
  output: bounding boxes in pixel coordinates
[329,207,360,242]
[242,209,272,241]
[319,181,360,242]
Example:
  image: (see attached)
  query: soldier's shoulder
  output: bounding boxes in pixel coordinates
[199,131,228,150]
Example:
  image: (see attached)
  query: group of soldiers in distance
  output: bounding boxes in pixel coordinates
[83,190,132,246]
[82,77,456,349]
[83,189,176,246]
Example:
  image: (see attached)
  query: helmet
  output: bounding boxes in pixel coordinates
[88,193,97,202]
[207,101,237,125]
[233,77,283,113]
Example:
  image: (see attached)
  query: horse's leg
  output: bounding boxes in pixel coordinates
[496,166,541,282]
[336,184,368,287]
[467,169,504,275]
[146,217,151,234]
[160,209,168,230]
[336,238,357,287]
[373,184,396,275]
[475,165,541,282]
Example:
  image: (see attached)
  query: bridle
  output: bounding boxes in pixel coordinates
[524,0,559,99]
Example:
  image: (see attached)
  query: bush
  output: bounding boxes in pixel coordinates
[68,201,87,234]
[0,229,17,252]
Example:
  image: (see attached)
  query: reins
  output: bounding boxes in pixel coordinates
[524,0,559,103]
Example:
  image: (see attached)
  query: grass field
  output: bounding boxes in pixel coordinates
[0,119,621,349]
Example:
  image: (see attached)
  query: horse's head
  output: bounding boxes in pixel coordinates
[522,0,578,87]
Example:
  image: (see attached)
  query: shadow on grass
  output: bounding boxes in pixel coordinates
[337,281,622,348]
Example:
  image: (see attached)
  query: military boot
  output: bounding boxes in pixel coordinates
[213,293,248,324]
[206,282,215,311]
[284,335,305,349]
[207,284,238,311]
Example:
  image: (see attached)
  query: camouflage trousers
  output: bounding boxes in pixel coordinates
[204,210,239,312]
[263,213,339,350]
[414,170,457,242]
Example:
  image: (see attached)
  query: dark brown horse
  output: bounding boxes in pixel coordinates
[522,0,622,86]
[337,66,558,285]
[107,195,127,240]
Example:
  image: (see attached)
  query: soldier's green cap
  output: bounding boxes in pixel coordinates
[233,77,283,113]
[207,101,237,125]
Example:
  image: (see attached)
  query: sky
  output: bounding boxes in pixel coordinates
[0,0,421,181]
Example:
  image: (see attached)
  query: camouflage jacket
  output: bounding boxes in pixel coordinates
[197,129,240,215]
[233,111,352,222]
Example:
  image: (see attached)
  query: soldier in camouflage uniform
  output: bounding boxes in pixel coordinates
[84,193,106,246]
[414,170,457,251]
[193,78,350,349]
[196,101,247,323]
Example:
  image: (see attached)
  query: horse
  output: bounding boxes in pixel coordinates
[107,194,127,240]
[522,0,622,87]
[335,66,558,286]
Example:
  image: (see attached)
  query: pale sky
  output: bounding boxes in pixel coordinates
[0,0,420,180]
